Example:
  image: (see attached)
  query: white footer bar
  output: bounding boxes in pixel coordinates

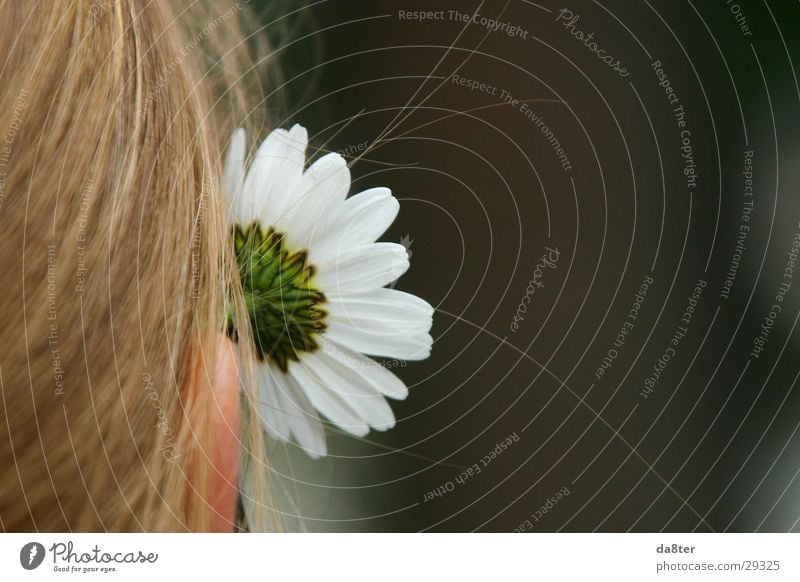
[0,533,796,580]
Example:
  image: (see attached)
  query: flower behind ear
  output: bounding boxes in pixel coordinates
[224,125,433,461]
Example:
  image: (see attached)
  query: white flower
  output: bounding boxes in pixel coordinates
[223,125,433,458]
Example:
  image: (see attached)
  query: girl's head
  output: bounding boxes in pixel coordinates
[0,0,269,531]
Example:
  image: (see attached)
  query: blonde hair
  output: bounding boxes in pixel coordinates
[0,0,271,531]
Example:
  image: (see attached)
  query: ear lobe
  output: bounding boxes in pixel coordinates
[207,336,241,532]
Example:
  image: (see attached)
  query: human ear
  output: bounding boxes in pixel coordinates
[203,336,241,532]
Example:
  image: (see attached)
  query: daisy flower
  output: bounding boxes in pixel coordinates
[223,125,433,458]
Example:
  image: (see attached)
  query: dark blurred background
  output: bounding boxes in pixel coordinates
[245,0,800,532]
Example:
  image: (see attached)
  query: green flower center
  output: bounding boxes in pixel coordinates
[227,223,326,372]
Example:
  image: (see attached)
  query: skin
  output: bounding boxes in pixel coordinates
[207,337,241,532]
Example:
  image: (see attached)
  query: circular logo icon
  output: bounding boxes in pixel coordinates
[19,542,45,570]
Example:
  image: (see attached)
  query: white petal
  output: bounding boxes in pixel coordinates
[321,339,409,400]
[327,313,430,336]
[223,128,246,219]
[281,374,328,458]
[241,124,307,225]
[256,364,329,457]
[309,187,399,264]
[288,359,369,437]
[256,367,291,441]
[281,153,350,249]
[303,346,397,431]
[315,243,409,293]
[324,320,432,361]
[327,288,433,336]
